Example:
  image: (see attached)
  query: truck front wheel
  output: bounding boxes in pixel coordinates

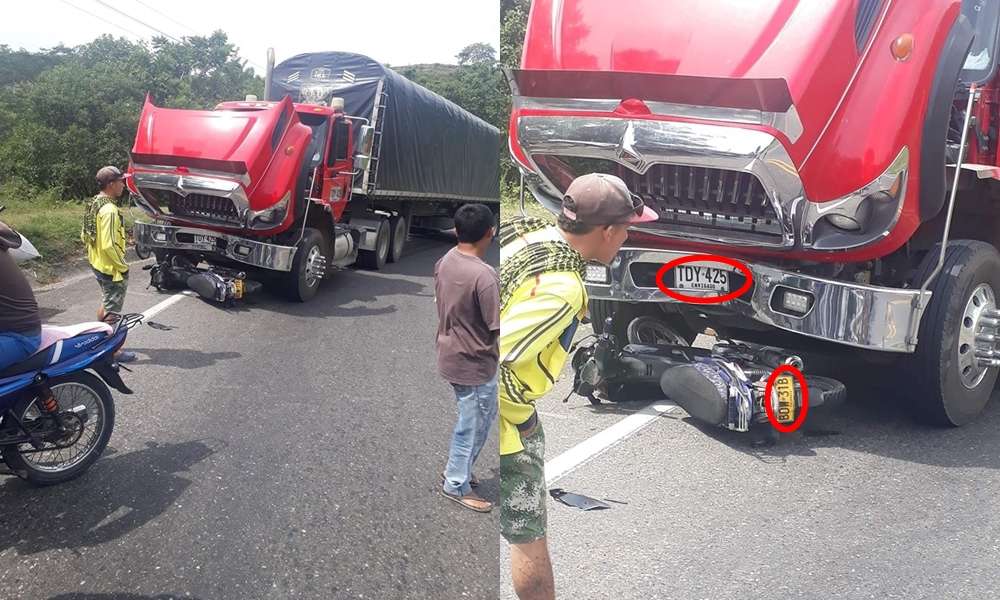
[282,228,327,302]
[910,240,1000,426]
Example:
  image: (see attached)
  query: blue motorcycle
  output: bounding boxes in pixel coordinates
[0,314,142,485]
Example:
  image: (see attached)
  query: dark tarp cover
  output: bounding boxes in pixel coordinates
[269,51,500,203]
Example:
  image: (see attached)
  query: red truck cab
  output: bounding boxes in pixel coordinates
[509,0,1000,425]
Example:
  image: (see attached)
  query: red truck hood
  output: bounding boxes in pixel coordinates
[520,0,872,161]
[131,94,291,178]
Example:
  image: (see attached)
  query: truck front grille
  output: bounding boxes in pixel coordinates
[142,189,242,226]
[533,155,783,239]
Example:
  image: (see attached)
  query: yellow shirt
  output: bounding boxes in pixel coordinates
[83,201,129,282]
[499,228,587,455]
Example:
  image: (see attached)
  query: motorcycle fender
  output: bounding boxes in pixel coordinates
[93,362,133,395]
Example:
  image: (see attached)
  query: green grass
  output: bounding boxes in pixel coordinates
[0,183,136,282]
[500,182,555,223]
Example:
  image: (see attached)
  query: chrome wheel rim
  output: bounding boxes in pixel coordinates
[17,382,105,472]
[626,316,689,346]
[958,282,997,389]
[304,245,322,288]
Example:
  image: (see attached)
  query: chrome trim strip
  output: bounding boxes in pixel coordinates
[588,247,931,353]
[134,222,297,272]
[515,96,804,143]
[133,171,251,227]
[132,163,251,188]
[516,115,803,248]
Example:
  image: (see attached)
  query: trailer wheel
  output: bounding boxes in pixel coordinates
[283,228,326,302]
[909,240,1000,426]
[357,218,390,270]
[387,214,407,264]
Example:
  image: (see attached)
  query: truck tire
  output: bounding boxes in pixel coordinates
[387,214,407,264]
[909,240,1000,426]
[283,228,327,302]
[357,218,390,270]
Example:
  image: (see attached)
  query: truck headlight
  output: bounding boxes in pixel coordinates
[801,147,908,250]
[247,191,291,230]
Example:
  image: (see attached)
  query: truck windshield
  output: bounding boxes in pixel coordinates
[962,0,1000,83]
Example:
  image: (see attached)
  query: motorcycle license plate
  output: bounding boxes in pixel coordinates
[774,374,796,423]
[673,265,729,293]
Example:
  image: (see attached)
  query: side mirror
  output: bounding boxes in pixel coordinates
[351,125,376,173]
[358,125,375,156]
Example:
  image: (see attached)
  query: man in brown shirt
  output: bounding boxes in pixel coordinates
[434,203,500,512]
[0,219,42,371]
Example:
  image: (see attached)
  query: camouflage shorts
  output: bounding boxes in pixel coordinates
[94,270,128,314]
[500,420,546,544]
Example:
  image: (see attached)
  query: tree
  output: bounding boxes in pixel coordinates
[0,32,262,197]
[457,43,497,67]
[499,0,532,194]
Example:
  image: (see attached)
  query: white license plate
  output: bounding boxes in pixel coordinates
[673,265,729,293]
[194,235,214,246]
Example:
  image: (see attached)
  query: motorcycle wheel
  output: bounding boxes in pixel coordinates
[2,372,115,486]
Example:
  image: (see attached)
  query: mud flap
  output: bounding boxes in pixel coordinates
[93,361,133,395]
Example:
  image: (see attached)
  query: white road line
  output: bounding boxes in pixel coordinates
[140,292,193,321]
[544,402,680,486]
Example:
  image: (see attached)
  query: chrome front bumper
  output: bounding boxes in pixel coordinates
[588,248,931,353]
[134,222,297,272]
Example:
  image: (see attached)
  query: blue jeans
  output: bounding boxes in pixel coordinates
[0,330,41,371]
[443,376,498,496]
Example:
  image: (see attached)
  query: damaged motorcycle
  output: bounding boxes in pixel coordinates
[570,318,847,443]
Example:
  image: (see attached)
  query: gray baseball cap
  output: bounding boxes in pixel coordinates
[95,165,131,189]
[561,173,659,226]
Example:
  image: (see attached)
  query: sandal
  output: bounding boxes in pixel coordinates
[439,490,493,513]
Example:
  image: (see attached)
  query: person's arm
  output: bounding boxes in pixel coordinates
[500,290,580,406]
[478,277,500,335]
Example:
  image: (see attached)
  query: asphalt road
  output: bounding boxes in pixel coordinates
[500,328,1000,600]
[1,234,499,600]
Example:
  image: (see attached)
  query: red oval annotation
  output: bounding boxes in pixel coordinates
[654,254,753,305]
[763,365,809,433]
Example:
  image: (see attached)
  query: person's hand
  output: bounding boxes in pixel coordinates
[0,220,21,250]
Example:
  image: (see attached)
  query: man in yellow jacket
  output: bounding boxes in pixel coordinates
[82,165,136,362]
[500,173,658,600]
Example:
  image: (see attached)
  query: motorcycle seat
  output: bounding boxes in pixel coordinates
[36,323,113,353]
[0,323,114,378]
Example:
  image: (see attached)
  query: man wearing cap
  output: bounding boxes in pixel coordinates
[499,173,657,599]
[81,166,136,362]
